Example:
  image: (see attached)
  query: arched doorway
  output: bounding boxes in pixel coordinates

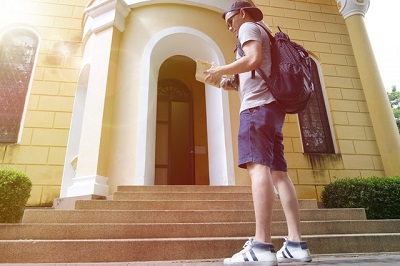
[155,55,210,185]
[135,26,236,186]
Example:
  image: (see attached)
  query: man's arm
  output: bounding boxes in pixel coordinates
[205,40,262,86]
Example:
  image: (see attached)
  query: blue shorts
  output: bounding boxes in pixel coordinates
[238,102,287,171]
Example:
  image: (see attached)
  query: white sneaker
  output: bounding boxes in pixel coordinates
[224,238,278,265]
[277,237,312,263]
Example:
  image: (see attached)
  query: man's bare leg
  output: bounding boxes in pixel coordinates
[247,162,275,243]
[271,170,301,242]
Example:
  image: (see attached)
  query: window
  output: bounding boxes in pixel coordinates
[298,58,335,154]
[0,29,38,143]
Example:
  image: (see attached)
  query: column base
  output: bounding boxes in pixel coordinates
[66,175,109,197]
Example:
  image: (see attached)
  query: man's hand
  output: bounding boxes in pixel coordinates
[220,77,238,91]
[204,62,223,86]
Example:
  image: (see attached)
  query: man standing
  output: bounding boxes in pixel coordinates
[205,1,312,265]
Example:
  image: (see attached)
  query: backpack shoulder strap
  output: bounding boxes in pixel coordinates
[253,23,274,87]
[256,22,275,44]
[236,23,274,81]
[236,23,275,55]
[236,42,256,79]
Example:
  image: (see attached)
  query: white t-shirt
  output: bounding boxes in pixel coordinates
[237,22,276,113]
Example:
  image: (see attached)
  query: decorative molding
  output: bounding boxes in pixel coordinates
[336,0,370,19]
[124,0,233,12]
[85,0,131,33]
[82,0,232,45]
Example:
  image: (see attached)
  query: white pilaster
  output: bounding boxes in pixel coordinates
[65,0,130,197]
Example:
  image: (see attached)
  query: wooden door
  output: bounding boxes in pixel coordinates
[155,79,194,185]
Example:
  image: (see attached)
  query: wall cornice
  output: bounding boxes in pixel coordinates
[124,0,233,12]
[81,0,233,48]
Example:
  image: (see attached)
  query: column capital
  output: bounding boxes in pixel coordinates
[336,0,370,19]
[85,0,131,33]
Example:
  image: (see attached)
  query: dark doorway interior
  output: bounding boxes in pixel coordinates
[155,78,194,185]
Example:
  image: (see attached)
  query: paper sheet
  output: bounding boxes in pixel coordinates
[195,59,220,87]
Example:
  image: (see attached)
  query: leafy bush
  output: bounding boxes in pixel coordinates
[0,168,32,223]
[321,176,400,219]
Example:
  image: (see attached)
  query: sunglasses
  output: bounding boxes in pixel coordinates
[226,12,240,29]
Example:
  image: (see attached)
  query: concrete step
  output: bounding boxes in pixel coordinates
[1,234,400,263]
[112,192,254,201]
[117,185,252,193]
[1,220,399,240]
[22,208,367,224]
[75,199,317,211]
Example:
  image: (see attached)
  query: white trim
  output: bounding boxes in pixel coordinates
[312,57,338,154]
[135,26,235,185]
[124,0,233,11]
[60,64,91,197]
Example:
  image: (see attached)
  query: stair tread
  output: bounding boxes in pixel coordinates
[73,199,316,210]
[2,234,400,263]
[2,220,400,240]
[2,233,400,241]
[22,208,367,224]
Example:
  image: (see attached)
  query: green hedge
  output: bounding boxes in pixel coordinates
[321,176,400,219]
[0,168,32,223]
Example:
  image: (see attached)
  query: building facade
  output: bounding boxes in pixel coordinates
[0,0,399,206]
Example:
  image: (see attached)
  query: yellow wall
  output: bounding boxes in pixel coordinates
[0,0,85,206]
[0,0,387,205]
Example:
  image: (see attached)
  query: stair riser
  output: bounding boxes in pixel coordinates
[113,192,254,201]
[117,186,252,193]
[1,235,399,263]
[75,200,254,210]
[2,220,400,240]
[73,200,322,211]
[22,209,367,224]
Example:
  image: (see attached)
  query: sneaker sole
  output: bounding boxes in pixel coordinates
[278,257,312,263]
[224,261,278,266]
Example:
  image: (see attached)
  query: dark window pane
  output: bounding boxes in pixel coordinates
[0,30,38,143]
[158,79,191,102]
[298,59,335,154]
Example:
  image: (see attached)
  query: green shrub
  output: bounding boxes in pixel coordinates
[0,168,32,223]
[321,176,400,219]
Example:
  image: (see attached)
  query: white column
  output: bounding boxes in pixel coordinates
[335,0,400,176]
[65,0,130,197]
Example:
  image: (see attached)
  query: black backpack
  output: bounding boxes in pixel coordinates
[237,24,314,114]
